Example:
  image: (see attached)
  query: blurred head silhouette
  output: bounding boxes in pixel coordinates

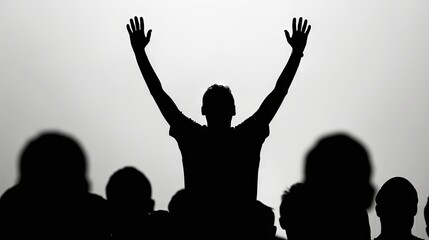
[303,132,374,240]
[106,166,154,215]
[18,131,89,193]
[201,84,236,129]
[304,132,374,209]
[0,131,109,239]
[375,176,419,237]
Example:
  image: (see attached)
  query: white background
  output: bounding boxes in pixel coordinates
[1,0,428,238]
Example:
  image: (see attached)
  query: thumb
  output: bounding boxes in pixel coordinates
[147,29,152,41]
[285,30,291,43]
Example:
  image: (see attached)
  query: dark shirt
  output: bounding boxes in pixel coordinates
[170,112,269,204]
[0,184,109,240]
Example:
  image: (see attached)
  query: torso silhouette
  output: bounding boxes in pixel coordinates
[0,184,108,239]
[170,112,269,205]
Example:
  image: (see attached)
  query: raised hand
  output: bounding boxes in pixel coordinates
[127,16,152,54]
[285,17,311,55]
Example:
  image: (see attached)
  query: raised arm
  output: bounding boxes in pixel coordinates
[253,17,311,125]
[127,16,182,126]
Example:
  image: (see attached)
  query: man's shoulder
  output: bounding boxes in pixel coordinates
[234,114,270,137]
[169,114,203,139]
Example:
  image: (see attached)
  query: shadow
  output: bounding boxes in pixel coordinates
[374,176,423,240]
[0,131,109,239]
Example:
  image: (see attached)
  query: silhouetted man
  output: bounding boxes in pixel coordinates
[127,16,310,238]
[374,176,424,240]
[127,15,310,204]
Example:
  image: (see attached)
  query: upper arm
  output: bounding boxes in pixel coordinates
[252,88,286,125]
[252,52,303,125]
[150,88,184,126]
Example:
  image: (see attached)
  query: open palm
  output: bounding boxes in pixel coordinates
[127,16,152,53]
[285,17,311,54]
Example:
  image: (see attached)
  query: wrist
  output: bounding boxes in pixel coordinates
[292,50,304,57]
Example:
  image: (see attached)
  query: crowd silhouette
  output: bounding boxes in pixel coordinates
[0,15,427,240]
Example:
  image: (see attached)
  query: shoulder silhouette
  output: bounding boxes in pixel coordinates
[0,131,109,239]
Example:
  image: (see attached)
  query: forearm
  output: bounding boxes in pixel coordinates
[253,50,303,124]
[133,49,181,125]
[274,50,303,95]
[135,49,163,94]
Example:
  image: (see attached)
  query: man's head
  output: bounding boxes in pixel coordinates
[106,166,154,216]
[279,183,313,240]
[375,176,418,233]
[201,84,235,128]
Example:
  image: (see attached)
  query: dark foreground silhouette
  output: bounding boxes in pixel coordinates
[0,132,109,239]
[127,16,310,239]
[280,133,374,240]
[374,176,423,240]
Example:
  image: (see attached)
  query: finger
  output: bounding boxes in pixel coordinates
[285,30,291,42]
[298,17,303,32]
[305,25,311,35]
[126,24,132,35]
[130,18,136,32]
[140,17,144,32]
[302,19,308,33]
[147,29,152,41]
[134,16,139,30]
[292,18,297,33]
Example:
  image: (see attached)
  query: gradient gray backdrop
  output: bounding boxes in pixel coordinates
[1,0,428,238]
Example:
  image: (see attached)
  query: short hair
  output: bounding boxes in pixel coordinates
[279,183,309,231]
[106,166,152,205]
[202,84,235,115]
[375,176,418,209]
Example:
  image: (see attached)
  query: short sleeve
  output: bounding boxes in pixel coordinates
[169,112,202,141]
[235,114,270,140]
